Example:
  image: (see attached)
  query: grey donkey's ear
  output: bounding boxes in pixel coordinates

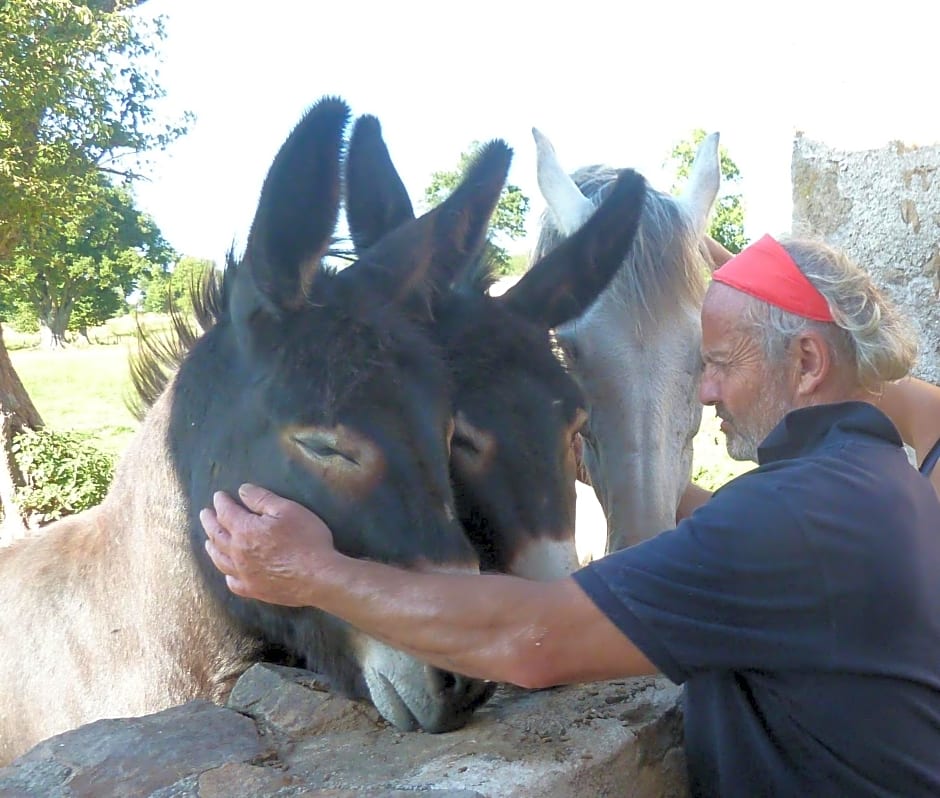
[501,169,646,330]
[346,115,416,253]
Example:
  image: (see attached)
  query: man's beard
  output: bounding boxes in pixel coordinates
[720,375,791,463]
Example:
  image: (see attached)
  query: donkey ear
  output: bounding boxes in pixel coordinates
[676,132,720,238]
[346,115,416,253]
[500,169,647,329]
[235,96,349,317]
[341,140,512,319]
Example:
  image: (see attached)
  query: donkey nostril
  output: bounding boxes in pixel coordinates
[420,667,498,732]
[427,666,494,706]
[427,666,457,696]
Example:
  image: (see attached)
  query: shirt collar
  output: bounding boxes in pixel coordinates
[757,401,903,466]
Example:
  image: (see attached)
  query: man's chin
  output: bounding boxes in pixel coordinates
[724,435,757,463]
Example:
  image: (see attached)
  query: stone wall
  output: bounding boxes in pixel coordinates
[0,665,688,797]
[791,134,940,383]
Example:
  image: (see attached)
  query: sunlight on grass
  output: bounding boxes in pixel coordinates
[10,345,141,458]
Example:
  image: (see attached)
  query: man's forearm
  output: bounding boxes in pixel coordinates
[202,485,657,688]
[312,553,560,684]
[311,555,656,688]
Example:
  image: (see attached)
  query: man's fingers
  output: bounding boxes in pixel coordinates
[199,507,228,542]
[225,574,251,598]
[211,489,247,525]
[204,539,236,575]
[238,483,284,517]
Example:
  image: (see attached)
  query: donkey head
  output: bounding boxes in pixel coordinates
[171,97,511,733]
[346,117,646,578]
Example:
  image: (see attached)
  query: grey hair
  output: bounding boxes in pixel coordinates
[532,165,708,333]
[737,237,917,391]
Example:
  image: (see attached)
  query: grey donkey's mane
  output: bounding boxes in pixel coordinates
[532,165,709,331]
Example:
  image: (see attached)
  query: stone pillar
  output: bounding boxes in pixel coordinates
[791,134,940,382]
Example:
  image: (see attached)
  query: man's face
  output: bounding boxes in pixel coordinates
[698,284,794,462]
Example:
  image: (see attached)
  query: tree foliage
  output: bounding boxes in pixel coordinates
[665,129,748,253]
[138,255,214,314]
[0,0,173,526]
[0,0,188,346]
[0,180,174,345]
[424,143,530,276]
[0,0,188,262]
[11,427,114,526]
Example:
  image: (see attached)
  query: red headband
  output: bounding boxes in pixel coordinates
[712,234,834,322]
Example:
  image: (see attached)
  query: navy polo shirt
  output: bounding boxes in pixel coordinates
[574,402,940,797]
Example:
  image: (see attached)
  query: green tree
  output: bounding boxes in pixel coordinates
[506,252,530,276]
[0,0,188,263]
[0,0,180,531]
[424,143,530,276]
[1,181,174,347]
[139,256,214,314]
[666,129,747,254]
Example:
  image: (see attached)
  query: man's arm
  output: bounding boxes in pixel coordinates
[676,482,713,522]
[201,484,657,688]
[703,236,735,270]
[876,377,940,466]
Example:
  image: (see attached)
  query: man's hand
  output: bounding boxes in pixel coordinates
[200,483,335,607]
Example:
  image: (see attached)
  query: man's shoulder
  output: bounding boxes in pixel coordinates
[705,464,798,521]
[717,433,914,508]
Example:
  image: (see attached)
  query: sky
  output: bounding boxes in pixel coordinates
[131,0,939,265]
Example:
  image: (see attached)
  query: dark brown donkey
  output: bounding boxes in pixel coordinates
[0,97,514,765]
[343,116,647,578]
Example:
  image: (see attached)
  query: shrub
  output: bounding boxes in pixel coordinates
[11,428,114,525]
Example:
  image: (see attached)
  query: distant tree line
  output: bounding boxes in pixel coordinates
[0,0,191,348]
[0,0,189,533]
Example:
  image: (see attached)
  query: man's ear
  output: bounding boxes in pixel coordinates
[794,330,832,396]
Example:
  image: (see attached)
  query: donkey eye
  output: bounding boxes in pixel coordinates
[452,412,491,461]
[445,417,456,447]
[578,420,597,448]
[292,434,359,466]
[452,432,481,455]
[571,407,589,435]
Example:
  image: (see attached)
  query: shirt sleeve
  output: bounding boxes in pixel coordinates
[572,472,830,684]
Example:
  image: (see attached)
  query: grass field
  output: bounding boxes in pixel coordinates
[10,344,142,458]
[8,333,752,486]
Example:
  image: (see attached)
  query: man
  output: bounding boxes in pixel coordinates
[695,236,940,502]
[201,235,940,797]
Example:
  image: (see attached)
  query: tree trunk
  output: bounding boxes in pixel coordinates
[39,302,72,350]
[39,324,68,350]
[0,325,43,542]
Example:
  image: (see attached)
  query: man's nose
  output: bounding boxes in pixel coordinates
[699,372,719,406]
